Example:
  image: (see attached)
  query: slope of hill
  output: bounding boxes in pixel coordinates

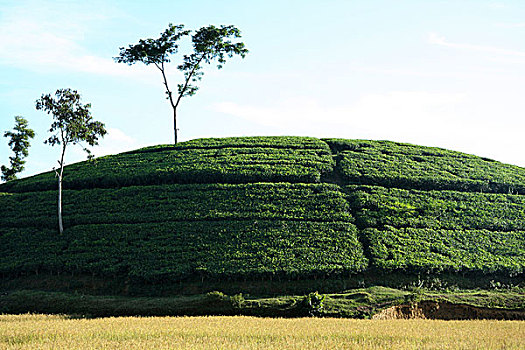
[1,136,524,309]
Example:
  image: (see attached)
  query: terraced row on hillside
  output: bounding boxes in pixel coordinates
[0,137,334,192]
[327,139,525,194]
[1,183,352,229]
[0,136,524,289]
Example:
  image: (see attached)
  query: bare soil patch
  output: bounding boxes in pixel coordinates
[373,300,525,320]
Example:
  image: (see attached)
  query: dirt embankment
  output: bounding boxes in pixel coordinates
[373,300,525,320]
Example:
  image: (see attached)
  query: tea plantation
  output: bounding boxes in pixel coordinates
[1,136,524,302]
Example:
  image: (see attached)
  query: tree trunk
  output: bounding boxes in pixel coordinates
[170,54,205,145]
[57,142,66,234]
[156,62,178,145]
[173,108,178,144]
[58,173,63,234]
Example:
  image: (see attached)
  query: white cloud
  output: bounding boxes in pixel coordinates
[214,92,466,133]
[65,127,140,164]
[92,128,140,157]
[213,91,525,167]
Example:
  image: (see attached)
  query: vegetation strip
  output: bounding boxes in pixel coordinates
[1,287,524,319]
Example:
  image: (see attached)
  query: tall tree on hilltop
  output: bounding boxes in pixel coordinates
[36,88,107,234]
[115,23,248,144]
[1,116,35,182]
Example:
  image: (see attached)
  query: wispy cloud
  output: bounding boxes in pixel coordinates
[487,2,506,9]
[347,63,514,80]
[428,33,525,58]
[494,22,525,28]
[0,0,150,77]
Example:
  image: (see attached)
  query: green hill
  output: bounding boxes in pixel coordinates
[1,136,524,316]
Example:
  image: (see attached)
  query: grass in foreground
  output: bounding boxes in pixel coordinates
[0,314,524,349]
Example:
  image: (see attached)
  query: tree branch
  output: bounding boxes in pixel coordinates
[175,53,206,108]
[156,61,176,110]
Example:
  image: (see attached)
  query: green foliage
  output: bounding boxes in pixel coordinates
[301,291,326,316]
[344,185,525,275]
[347,185,525,231]
[229,293,246,309]
[0,290,247,317]
[125,136,330,154]
[171,136,330,150]
[177,25,248,98]
[0,227,66,275]
[2,288,523,318]
[0,159,364,281]
[326,139,525,194]
[1,116,35,182]
[35,88,107,234]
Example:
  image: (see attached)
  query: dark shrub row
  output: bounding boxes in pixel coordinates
[366,226,525,275]
[0,183,352,229]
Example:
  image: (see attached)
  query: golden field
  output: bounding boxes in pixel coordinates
[1,314,524,349]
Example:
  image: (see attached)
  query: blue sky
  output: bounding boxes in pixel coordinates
[1,0,525,179]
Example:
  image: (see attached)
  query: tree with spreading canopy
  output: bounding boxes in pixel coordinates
[36,88,107,234]
[1,116,35,182]
[115,23,248,144]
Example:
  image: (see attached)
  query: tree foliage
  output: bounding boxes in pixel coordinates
[35,88,107,234]
[115,24,190,65]
[115,23,248,144]
[36,89,106,159]
[1,116,35,182]
[176,25,249,100]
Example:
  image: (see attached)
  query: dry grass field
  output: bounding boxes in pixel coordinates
[1,314,524,349]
